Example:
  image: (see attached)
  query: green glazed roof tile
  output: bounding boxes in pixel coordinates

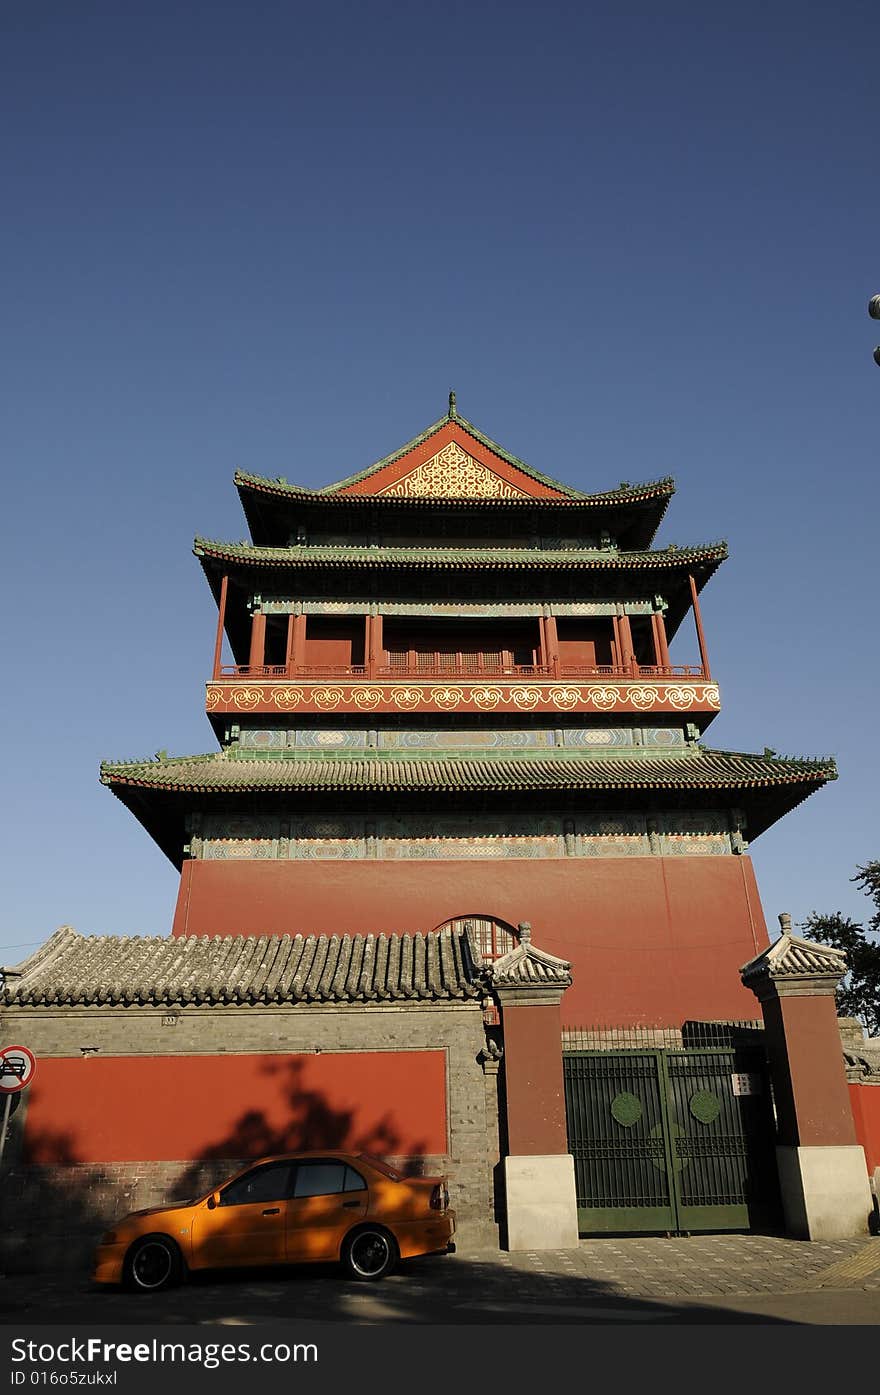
[234,466,677,510]
[101,747,836,795]
[193,538,728,571]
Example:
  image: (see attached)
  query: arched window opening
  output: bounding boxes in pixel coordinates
[434,915,519,964]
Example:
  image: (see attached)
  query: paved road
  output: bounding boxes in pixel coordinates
[3,1236,880,1326]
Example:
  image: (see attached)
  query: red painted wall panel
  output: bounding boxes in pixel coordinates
[173,856,769,1026]
[502,1004,568,1154]
[22,1052,447,1165]
[849,1084,880,1174]
[767,995,858,1147]
[304,619,365,667]
[556,619,613,667]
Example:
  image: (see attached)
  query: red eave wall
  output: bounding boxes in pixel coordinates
[336,422,567,498]
[172,855,769,1027]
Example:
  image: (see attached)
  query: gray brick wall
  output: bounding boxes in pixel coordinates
[0,1001,500,1272]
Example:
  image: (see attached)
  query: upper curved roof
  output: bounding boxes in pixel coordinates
[232,406,677,549]
[251,408,592,498]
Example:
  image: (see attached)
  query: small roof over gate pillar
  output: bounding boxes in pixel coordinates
[490,921,572,1006]
[740,929,848,1002]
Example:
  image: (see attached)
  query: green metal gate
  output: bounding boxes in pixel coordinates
[563,1037,780,1234]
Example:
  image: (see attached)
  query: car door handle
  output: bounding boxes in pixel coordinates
[342,1200,361,1209]
[262,1207,280,1215]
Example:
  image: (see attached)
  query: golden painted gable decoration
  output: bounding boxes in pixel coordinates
[378,441,529,499]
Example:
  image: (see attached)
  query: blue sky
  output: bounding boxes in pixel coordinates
[2,0,878,963]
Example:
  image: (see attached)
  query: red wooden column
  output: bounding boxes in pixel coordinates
[537,615,549,671]
[492,924,578,1250]
[248,610,266,672]
[285,614,296,675]
[741,918,872,1239]
[291,613,307,674]
[212,573,228,680]
[650,612,662,669]
[366,612,384,677]
[544,615,560,676]
[618,613,637,675]
[689,573,711,678]
[611,614,623,670]
[654,607,671,669]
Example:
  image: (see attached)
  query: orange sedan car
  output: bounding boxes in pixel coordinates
[94,1152,455,1291]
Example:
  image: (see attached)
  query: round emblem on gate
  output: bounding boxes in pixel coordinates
[689,1090,721,1125]
[610,1091,643,1127]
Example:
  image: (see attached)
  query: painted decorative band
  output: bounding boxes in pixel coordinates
[206,682,722,714]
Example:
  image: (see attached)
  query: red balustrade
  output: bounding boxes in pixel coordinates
[218,659,706,681]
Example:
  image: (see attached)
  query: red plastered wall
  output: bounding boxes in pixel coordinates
[22,1052,447,1165]
[173,855,769,1026]
[849,1083,880,1174]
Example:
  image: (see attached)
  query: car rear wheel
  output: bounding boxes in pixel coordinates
[124,1235,183,1292]
[342,1226,398,1281]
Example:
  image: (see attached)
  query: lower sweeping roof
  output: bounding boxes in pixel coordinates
[99,746,837,863]
[101,746,834,794]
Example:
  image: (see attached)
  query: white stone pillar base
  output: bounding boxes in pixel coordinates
[504,1154,579,1251]
[776,1145,872,1240]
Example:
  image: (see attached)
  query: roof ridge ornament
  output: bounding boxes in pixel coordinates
[448,389,457,418]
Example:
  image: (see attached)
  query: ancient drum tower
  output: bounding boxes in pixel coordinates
[102,396,835,1027]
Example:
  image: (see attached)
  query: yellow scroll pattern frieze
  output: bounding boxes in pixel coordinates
[206,682,722,713]
[379,441,529,498]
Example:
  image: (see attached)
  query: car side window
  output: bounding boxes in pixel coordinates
[293,1162,352,1198]
[220,1162,293,1207]
[344,1166,367,1192]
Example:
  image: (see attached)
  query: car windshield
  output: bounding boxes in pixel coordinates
[358,1153,401,1181]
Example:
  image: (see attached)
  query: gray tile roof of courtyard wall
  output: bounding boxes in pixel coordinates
[2,927,483,1007]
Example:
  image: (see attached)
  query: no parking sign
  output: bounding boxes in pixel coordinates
[0,1044,36,1165]
[0,1044,36,1093]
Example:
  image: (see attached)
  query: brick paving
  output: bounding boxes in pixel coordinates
[2,1234,879,1325]
[465,1233,880,1298]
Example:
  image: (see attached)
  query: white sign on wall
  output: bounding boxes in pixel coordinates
[731,1072,761,1097]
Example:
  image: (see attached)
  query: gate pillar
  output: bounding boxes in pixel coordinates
[492,923,579,1250]
[741,919,872,1240]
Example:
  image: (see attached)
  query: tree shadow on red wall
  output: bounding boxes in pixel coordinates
[171,1057,430,1200]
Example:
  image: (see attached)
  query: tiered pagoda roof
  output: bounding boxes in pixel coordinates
[99,399,837,864]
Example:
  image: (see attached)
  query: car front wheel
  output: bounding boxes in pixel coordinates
[124,1235,183,1292]
[342,1226,398,1281]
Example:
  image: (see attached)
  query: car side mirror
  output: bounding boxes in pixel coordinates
[207,1191,220,1210]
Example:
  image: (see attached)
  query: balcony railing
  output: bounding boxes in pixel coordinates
[556,663,706,679]
[217,659,708,681]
